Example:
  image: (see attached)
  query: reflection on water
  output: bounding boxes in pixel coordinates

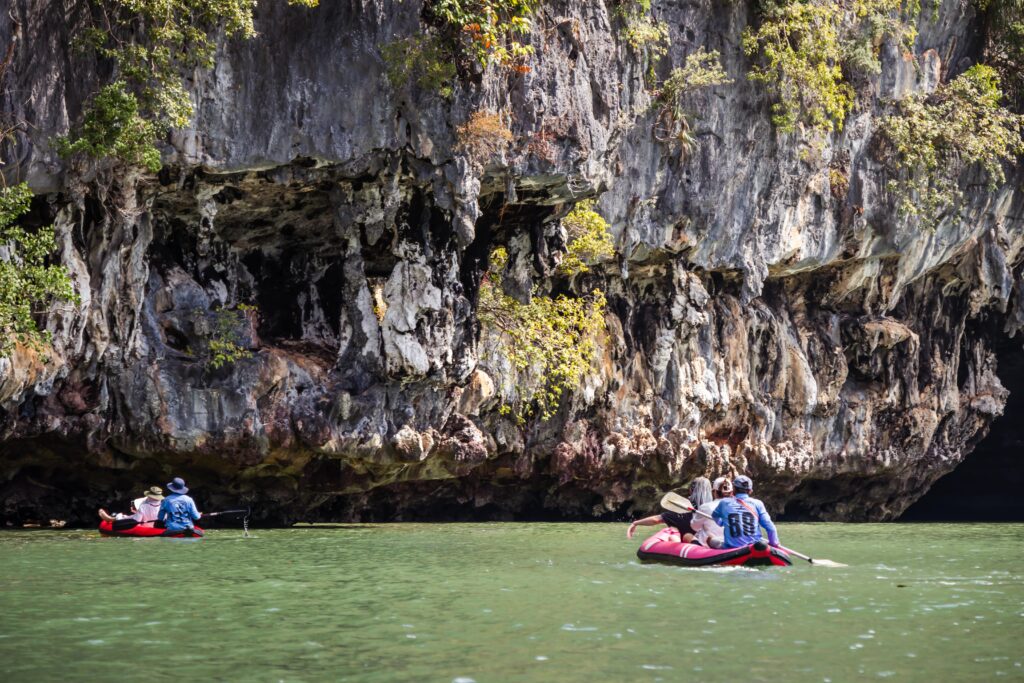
[1,523,1022,682]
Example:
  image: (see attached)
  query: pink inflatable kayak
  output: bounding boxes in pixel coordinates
[636,527,791,567]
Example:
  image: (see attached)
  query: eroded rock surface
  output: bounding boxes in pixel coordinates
[1,0,1021,524]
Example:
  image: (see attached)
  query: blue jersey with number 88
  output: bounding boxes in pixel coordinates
[711,494,780,548]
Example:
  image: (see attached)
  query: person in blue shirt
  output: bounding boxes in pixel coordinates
[158,477,203,536]
[711,475,780,549]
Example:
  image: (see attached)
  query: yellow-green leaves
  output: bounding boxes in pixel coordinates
[204,305,256,369]
[63,0,318,170]
[430,0,540,67]
[381,36,458,98]
[558,201,615,276]
[743,1,854,134]
[57,82,163,172]
[0,184,78,357]
[878,64,1024,225]
[743,0,921,135]
[478,201,614,421]
[479,253,606,422]
[662,48,732,99]
[615,0,670,59]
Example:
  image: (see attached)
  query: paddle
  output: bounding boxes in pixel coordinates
[201,509,249,518]
[111,509,247,528]
[661,492,847,568]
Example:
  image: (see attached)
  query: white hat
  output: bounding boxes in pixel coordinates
[712,477,732,491]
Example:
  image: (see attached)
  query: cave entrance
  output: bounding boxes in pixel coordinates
[901,331,1024,521]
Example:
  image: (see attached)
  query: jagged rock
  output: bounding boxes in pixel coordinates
[0,0,1021,524]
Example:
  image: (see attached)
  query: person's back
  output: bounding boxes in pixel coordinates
[158,478,201,532]
[711,476,780,549]
[691,476,731,547]
[133,497,162,523]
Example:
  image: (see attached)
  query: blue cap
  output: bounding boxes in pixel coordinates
[733,475,753,492]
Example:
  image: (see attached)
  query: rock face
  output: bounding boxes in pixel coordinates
[1,0,1021,524]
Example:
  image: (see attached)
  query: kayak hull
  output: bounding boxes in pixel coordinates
[98,520,204,538]
[636,527,791,567]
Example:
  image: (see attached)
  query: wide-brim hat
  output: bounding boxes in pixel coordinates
[166,477,188,494]
[660,492,692,514]
[143,486,164,501]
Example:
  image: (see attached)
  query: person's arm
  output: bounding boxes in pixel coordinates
[188,498,201,522]
[758,502,780,546]
[157,502,167,522]
[711,500,726,527]
[627,514,664,539]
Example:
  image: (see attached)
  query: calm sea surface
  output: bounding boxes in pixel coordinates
[1,523,1022,682]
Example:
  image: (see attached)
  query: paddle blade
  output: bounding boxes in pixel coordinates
[810,558,848,568]
[660,492,693,513]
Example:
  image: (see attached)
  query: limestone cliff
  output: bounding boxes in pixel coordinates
[1,0,1021,524]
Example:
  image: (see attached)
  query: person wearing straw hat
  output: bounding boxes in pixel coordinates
[98,485,164,524]
[157,477,202,534]
[626,478,714,542]
[130,487,164,524]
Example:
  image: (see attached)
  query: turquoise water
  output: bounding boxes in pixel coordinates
[1,523,1022,682]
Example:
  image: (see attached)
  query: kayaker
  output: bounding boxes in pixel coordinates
[711,475,780,549]
[98,485,164,524]
[690,476,731,548]
[626,478,713,541]
[132,487,164,523]
[158,477,202,534]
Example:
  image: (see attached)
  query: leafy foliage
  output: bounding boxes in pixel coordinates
[56,82,163,172]
[660,48,733,105]
[381,36,458,98]
[742,0,920,134]
[652,48,731,152]
[456,111,513,161]
[978,0,1024,109]
[878,64,1024,224]
[204,304,255,370]
[479,247,606,422]
[614,0,670,60]
[558,200,615,276]
[743,1,854,133]
[61,0,318,170]
[429,0,540,67]
[0,184,78,357]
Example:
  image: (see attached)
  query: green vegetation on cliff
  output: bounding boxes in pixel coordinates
[60,0,318,170]
[654,47,732,151]
[742,0,920,134]
[557,200,616,276]
[0,184,78,357]
[979,0,1024,109]
[382,1,540,97]
[878,64,1024,224]
[479,201,613,421]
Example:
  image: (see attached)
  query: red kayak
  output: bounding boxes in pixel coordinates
[636,527,791,567]
[98,520,204,538]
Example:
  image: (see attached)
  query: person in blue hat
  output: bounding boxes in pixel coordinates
[710,475,780,549]
[157,477,203,536]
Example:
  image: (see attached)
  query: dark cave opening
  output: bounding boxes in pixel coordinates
[901,329,1024,521]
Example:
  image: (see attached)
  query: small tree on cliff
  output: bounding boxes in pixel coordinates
[59,0,320,171]
[478,201,613,422]
[0,184,77,357]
